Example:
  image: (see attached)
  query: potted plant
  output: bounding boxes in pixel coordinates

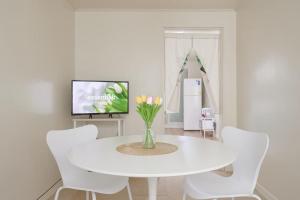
[136,96,162,149]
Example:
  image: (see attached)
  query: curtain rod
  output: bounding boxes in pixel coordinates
[165,36,220,39]
[164,30,220,35]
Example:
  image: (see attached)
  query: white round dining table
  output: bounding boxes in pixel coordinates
[68,134,236,200]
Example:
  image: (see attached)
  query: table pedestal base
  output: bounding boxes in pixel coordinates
[147,177,158,200]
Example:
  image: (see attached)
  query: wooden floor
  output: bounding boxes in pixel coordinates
[48,129,256,200]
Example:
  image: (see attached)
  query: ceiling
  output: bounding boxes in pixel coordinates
[69,0,238,10]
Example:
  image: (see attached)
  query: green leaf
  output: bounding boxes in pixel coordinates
[135,103,161,127]
[117,83,128,98]
[105,99,128,112]
[92,104,100,113]
[106,87,123,99]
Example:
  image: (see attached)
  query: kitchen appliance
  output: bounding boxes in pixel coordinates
[184,79,202,130]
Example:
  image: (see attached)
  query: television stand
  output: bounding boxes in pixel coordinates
[72,117,125,136]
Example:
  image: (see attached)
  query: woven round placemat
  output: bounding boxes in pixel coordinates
[116,142,178,156]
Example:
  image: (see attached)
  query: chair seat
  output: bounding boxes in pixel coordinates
[184,172,252,199]
[64,170,129,194]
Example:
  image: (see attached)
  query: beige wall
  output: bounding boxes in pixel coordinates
[69,0,238,10]
[75,10,236,135]
[0,0,74,199]
[237,0,300,199]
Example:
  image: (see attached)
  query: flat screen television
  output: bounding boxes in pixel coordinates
[72,80,129,116]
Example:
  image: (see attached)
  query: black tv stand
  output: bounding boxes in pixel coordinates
[88,114,115,119]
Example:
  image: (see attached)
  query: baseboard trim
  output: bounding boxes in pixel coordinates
[164,122,184,129]
[37,179,62,200]
[256,183,279,200]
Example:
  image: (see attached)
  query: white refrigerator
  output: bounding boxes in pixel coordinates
[184,79,202,130]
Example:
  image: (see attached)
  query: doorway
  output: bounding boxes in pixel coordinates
[164,28,222,135]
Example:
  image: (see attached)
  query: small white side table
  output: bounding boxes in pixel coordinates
[72,118,125,136]
[201,119,215,139]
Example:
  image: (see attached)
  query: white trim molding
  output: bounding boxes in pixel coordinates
[256,183,279,200]
[74,8,237,13]
[164,122,184,129]
[37,180,62,200]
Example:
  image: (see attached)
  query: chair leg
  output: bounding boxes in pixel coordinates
[127,183,133,200]
[182,193,186,200]
[86,191,89,200]
[54,187,64,200]
[91,192,96,200]
[252,194,262,200]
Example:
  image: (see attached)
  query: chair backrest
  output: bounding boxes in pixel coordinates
[47,125,98,185]
[222,126,269,192]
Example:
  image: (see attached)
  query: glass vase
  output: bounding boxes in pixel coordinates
[143,127,155,149]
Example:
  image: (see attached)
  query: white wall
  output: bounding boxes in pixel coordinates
[0,0,74,199]
[237,0,300,199]
[75,10,236,135]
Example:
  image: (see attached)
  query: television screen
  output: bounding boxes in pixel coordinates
[72,80,129,115]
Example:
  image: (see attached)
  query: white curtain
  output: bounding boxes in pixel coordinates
[165,35,220,114]
[165,38,191,113]
[193,38,220,112]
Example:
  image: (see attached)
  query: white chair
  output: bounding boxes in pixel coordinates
[47,125,133,200]
[183,126,269,200]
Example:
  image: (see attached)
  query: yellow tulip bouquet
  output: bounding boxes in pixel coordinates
[136,96,163,149]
